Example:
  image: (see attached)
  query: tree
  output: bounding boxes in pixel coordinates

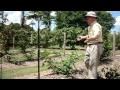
[115,32,120,50]
[27,11,46,79]
[40,28,52,48]
[27,11,45,21]
[65,27,85,49]
[42,11,51,31]
[21,11,26,27]
[0,11,9,54]
[16,26,32,53]
[2,24,15,53]
[8,23,20,47]
[29,20,35,45]
[5,23,34,53]
[56,11,88,29]
[96,11,115,58]
[53,28,64,48]
[0,11,5,54]
[27,11,50,48]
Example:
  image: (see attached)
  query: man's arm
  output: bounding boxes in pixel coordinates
[84,34,99,43]
[84,24,101,43]
[77,35,88,41]
[81,35,88,40]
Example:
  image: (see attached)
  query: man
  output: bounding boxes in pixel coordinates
[77,11,103,79]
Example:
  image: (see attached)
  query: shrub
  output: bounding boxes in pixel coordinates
[24,50,35,61]
[41,50,51,59]
[46,52,82,76]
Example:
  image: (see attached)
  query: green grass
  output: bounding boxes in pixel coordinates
[2,64,49,79]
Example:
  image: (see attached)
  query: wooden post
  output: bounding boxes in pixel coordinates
[113,31,116,56]
[31,31,33,44]
[13,36,15,50]
[63,32,66,56]
[38,20,40,79]
[0,57,2,79]
[0,11,4,79]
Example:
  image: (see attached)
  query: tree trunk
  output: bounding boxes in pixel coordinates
[31,31,33,45]
[63,32,66,56]
[21,11,25,27]
[113,31,116,56]
[38,19,40,79]
[13,36,15,49]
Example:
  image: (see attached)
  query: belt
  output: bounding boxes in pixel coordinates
[87,42,103,45]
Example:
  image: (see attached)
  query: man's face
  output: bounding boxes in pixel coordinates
[85,16,95,25]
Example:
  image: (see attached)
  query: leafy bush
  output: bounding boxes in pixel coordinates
[41,50,51,59]
[101,39,112,59]
[46,52,82,76]
[47,59,75,76]
[52,29,64,48]
[97,12,115,59]
[52,51,61,56]
[9,55,26,65]
[24,50,36,61]
[40,29,52,48]
[16,28,31,53]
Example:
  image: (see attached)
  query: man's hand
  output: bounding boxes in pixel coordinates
[84,36,91,43]
[76,35,88,41]
[76,36,82,41]
[85,35,99,43]
[84,39,89,43]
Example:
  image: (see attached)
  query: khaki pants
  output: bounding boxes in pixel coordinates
[84,44,103,79]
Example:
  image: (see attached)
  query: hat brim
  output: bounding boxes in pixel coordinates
[85,15,97,17]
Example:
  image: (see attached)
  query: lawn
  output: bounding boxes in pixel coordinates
[2,64,49,79]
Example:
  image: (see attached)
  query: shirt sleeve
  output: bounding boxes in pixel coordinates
[93,24,101,37]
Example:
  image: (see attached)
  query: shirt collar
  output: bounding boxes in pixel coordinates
[90,21,97,26]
